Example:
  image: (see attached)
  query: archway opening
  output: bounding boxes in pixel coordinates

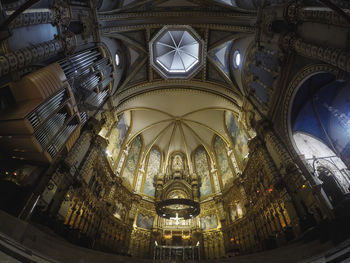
[290,72,350,207]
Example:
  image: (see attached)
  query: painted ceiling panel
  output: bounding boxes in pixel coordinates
[182,120,215,150]
[128,110,172,140]
[136,120,174,148]
[181,124,205,153]
[184,110,230,143]
[168,124,187,155]
[153,124,175,159]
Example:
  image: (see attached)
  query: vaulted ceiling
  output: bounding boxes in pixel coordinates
[98,0,256,166]
[116,88,240,165]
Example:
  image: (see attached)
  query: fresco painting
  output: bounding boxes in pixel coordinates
[136,212,154,230]
[106,112,130,161]
[122,135,142,186]
[200,214,218,230]
[194,147,212,197]
[225,111,249,166]
[113,201,126,221]
[214,136,234,187]
[143,148,161,197]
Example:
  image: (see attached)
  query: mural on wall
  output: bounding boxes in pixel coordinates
[143,148,161,197]
[106,112,130,161]
[113,201,127,221]
[214,136,234,187]
[136,212,154,230]
[229,203,243,222]
[225,111,249,166]
[230,206,237,221]
[122,135,142,187]
[171,153,185,172]
[194,147,212,197]
[200,214,218,230]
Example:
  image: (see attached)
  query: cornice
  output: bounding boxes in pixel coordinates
[101,24,255,34]
[99,11,256,20]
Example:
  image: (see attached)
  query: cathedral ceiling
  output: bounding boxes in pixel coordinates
[98,0,256,167]
[115,89,239,164]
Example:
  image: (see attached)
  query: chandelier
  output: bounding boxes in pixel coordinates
[156,198,200,220]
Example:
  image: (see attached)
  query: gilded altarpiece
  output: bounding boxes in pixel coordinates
[199,201,225,259]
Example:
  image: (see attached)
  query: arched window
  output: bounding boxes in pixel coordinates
[291,72,350,164]
[290,71,350,206]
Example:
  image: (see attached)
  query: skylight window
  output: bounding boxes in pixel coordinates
[150,26,204,79]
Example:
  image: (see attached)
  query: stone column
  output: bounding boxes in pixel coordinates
[286,1,350,27]
[9,10,54,29]
[65,131,92,170]
[282,34,350,73]
[0,39,65,77]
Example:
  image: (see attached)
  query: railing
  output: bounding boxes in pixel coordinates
[154,244,200,261]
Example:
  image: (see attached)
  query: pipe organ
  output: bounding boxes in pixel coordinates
[0,63,81,163]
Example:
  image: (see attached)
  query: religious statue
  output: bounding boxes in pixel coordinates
[172,154,184,172]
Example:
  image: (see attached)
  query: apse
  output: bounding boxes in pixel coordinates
[0,1,350,262]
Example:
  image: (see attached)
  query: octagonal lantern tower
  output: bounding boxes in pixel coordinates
[150,25,204,79]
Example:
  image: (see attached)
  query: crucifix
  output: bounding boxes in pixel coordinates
[170,213,181,225]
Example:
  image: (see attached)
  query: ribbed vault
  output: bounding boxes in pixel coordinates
[116,88,241,170]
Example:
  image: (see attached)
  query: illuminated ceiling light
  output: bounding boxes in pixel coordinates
[233,50,241,69]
